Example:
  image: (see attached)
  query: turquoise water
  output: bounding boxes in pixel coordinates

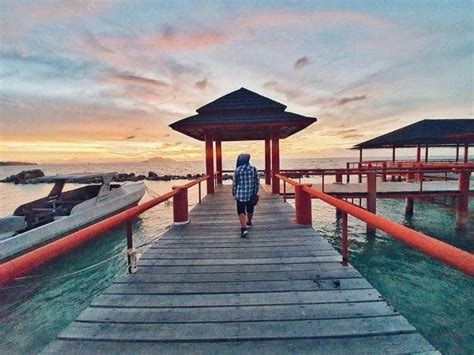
[0,159,473,353]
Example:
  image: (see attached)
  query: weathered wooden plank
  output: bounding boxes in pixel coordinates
[104,278,372,295]
[58,315,416,341]
[138,255,341,266]
[91,289,384,308]
[136,262,354,274]
[141,249,340,260]
[78,301,396,323]
[44,333,439,354]
[116,268,362,282]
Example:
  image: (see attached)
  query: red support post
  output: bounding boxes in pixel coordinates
[455,144,460,162]
[205,134,215,194]
[265,138,271,185]
[358,148,363,183]
[173,187,189,224]
[335,172,343,184]
[295,184,312,225]
[346,162,350,183]
[342,212,348,266]
[382,162,387,182]
[416,144,421,162]
[272,135,280,194]
[464,143,469,163]
[456,171,470,229]
[366,172,377,237]
[425,145,429,162]
[216,140,222,184]
[392,146,396,162]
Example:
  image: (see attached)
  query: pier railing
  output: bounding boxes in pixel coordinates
[0,175,211,286]
[274,173,474,277]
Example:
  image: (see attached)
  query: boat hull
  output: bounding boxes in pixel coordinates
[0,182,145,261]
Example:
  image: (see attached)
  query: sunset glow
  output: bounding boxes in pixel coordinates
[0,1,472,163]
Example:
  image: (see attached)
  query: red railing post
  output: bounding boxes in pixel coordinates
[335,172,343,184]
[295,184,312,225]
[173,187,189,224]
[342,212,348,266]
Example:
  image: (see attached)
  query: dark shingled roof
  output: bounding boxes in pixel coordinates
[353,119,474,149]
[170,88,316,141]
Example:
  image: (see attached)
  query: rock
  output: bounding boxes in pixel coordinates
[1,169,45,184]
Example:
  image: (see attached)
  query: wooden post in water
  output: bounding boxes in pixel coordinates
[215,139,222,184]
[272,135,280,194]
[126,220,136,274]
[295,185,312,225]
[405,198,414,216]
[366,172,377,237]
[341,212,349,266]
[205,134,215,194]
[456,170,470,229]
[265,139,271,185]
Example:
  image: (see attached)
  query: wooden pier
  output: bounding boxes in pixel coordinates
[45,185,437,353]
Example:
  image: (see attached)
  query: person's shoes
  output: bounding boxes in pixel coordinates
[240,228,249,238]
[246,221,252,228]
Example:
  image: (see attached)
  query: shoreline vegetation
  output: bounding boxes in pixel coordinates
[0,169,236,184]
[0,161,37,166]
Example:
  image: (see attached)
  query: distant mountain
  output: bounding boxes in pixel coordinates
[0,161,37,166]
[143,157,176,164]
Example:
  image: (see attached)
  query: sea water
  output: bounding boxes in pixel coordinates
[0,158,472,353]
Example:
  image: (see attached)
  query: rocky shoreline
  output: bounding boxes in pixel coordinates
[0,169,235,184]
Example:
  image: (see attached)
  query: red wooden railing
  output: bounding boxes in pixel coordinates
[0,175,210,286]
[275,173,474,277]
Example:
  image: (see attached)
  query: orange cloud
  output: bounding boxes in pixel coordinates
[146,32,228,50]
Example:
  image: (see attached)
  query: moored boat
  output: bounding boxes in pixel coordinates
[0,173,145,261]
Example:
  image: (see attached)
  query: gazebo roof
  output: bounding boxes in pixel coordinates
[353,119,474,149]
[170,88,316,141]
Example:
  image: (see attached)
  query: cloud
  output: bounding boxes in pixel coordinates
[145,28,228,50]
[195,79,208,90]
[103,72,169,88]
[337,95,368,106]
[294,56,310,70]
[125,135,135,140]
[1,1,117,38]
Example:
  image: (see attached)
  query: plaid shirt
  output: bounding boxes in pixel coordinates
[232,164,259,202]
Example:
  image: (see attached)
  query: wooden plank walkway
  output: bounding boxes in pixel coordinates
[45,185,438,354]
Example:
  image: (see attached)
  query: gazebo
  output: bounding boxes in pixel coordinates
[170,88,316,194]
[352,118,474,163]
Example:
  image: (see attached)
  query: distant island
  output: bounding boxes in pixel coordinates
[143,157,176,163]
[0,161,37,166]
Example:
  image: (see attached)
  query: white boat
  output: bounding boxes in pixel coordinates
[0,173,145,261]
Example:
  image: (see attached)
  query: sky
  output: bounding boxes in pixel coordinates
[0,0,472,163]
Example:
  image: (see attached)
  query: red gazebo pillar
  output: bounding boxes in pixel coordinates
[392,146,396,162]
[265,139,271,185]
[205,134,215,194]
[425,145,429,162]
[215,139,222,184]
[416,144,421,162]
[464,143,469,163]
[272,135,280,194]
[358,148,363,183]
[456,144,460,162]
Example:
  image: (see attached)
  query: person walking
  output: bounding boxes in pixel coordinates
[232,153,259,238]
